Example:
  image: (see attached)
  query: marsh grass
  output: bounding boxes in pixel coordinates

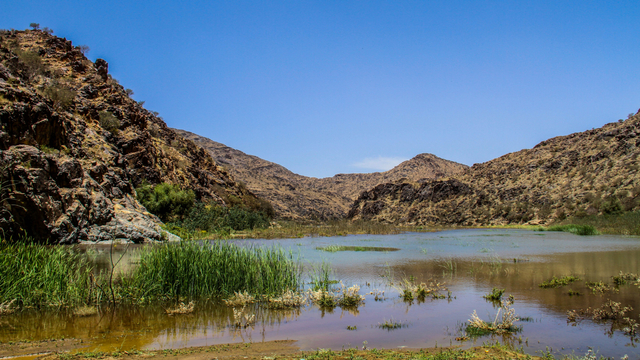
[539,275,581,288]
[308,282,365,309]
[467,298,521,336]
[395,278,449,303]
[0,241,96,308]
[315,245,399,252]
[378,318,407,331]
[266,290,306,309]
[438,257,458,273]
[483,288,505,301]
[309,261,335,291]
[586,281,618,295]
[124,241,301,301]
[611,272,639,286]
[560,211,640,236]
[165,301,195,315]
[223,291,255,307]
[232,305,256,328]
[538,224,599,236]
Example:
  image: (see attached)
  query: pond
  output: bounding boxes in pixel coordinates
[1,229,639,359]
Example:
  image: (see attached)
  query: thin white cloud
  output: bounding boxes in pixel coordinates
[353,156,408,171]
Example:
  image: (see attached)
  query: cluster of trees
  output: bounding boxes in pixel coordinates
[136,182,271,235]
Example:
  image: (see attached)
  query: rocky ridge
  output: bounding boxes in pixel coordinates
[0,29,263,243]
[349,112,640,226]
[176,129,468,220]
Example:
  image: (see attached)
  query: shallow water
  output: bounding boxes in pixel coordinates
[2,229,640,359]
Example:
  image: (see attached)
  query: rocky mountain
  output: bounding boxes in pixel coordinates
[349,112,640,226]
[176,129,469,220]
[0,29,264,243]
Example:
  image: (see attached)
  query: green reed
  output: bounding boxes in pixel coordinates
[0,241,95,308]
[122,241,302,301]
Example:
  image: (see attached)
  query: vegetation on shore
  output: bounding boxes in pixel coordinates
[555,211,640,236]
[0,238,301,310]
[8,341,548,360]
[536,224,599,236]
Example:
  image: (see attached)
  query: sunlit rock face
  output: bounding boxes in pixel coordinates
[0,30,261,243]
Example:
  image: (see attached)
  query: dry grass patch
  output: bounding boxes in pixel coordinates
[73,305,97,317]
[165,301,195,315]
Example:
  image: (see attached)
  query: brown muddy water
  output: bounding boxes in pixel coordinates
[1,229,640,359]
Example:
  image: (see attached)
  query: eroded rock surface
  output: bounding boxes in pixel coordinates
[0,30,263,243]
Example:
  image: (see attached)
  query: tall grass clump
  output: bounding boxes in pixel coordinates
[123,241,301,300]
[540,224,598,236]
[0,240,95,308]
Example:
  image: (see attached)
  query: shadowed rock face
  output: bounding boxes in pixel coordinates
[175,129,469,221]
[0,30,262,243]
[349,113,640,226]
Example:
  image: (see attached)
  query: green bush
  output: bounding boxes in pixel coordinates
[601,197,623,215]
[15,49,45,81]
[181,202,270,232]
[98,111,121,135]
[136,182,195,222]
[42,81,76,110]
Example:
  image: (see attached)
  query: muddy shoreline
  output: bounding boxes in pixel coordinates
[1,339,537,360]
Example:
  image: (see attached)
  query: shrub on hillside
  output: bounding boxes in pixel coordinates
[42,81,75,110]
[136,182,195,222]
[601,197,623,215]
[98,111,121,135]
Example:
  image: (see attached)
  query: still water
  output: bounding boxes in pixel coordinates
[1,229,639,358]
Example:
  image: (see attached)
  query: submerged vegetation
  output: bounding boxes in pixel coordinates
[483,288,505,301]
[315,245,399,252]
[539,275,581,288]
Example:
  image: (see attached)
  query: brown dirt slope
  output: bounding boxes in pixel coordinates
[0,29,262,243]
[176,129,468,220]
[349,111,640,226]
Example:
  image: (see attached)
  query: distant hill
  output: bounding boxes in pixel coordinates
[175,129,469,220]
[0,29,264,243]
[349,112,640,226]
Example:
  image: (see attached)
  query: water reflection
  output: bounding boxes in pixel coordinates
[1,229,639,358]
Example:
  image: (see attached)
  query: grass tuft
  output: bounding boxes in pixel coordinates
[483,288,505,301]
[539,275,581,288]
[467,298,521,335]
[165,301,195,316]
[378,318,407,331]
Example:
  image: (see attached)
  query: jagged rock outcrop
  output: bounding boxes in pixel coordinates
[0,29,264,243]
[349,112,640,226]
[176,129,469,220]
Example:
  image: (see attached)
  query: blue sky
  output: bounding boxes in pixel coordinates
[4,1,640,178]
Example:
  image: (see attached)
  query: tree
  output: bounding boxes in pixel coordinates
[29,23,40,30]
[77,45,90,55]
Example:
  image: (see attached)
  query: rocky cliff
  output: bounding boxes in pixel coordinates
[349,112,640,226]
[0,29,263,243]
[176,129,468,220]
